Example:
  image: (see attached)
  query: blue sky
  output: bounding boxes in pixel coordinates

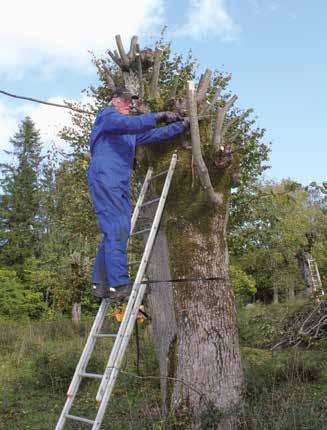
[0,0,325,185]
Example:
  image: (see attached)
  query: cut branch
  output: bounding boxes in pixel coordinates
[102,67,116,90]
[186,81,222,206]
[108,50,122,68]
[128,35,138,60]
[135,44,144,99]
[196,68,212,103]
[149,47,163,99]
[115,34,130,69]
[169,72,179,100]
[212,93,238,149]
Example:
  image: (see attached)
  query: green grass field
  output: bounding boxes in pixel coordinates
[0,300,326,429]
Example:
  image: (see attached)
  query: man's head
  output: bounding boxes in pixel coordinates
[111,87,139,115]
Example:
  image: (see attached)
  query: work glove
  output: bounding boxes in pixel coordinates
[156,111,178,124]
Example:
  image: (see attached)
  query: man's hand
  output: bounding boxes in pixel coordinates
[156,111,178,124]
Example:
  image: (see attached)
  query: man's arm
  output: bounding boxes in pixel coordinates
[93,108,157,136]
[135,121,187,146]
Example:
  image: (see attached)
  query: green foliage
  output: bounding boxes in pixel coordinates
[0,117,43,273]
[0,268,46,320]
[230,264,256,304]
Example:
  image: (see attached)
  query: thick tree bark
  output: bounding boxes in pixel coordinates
[161,186,243,427]
[146,225,177,415]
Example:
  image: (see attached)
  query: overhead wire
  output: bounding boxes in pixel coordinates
[0,90,93,115]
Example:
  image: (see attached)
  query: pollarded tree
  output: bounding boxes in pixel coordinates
[61,35,269,428]
[0,117,43,275]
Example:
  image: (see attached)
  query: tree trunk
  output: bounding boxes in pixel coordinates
[160,188,243,427]
[72,302,81,327]
[273,287,279,304]
[146,224,177,415]
[287,287,295,300]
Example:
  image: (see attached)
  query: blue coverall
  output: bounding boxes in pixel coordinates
[88,106,186,288]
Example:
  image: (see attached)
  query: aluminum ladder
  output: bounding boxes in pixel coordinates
[55,153,177,429]
[307,256,324,295]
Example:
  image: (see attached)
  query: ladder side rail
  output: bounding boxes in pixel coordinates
[129,167,153,236]
[55,299,111,430]
[92,283,148,429]
[96,153,177,403]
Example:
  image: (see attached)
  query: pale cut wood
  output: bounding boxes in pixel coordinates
[212,94,238,149]
[186,81,222,206]
[149,47,163,99]
[196,68,212,103]
[135,44,144,99]
[115,34,130,68]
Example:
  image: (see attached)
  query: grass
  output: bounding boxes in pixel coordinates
[0,299,326,429]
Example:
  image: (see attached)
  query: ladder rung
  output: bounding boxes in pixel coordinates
[149,169,169,180]
[66,414,95,425]
[94,334,117,338]
[128,260,141,266]
[131,228,151,236]
[140,197,160,208]
[79,372,103,380]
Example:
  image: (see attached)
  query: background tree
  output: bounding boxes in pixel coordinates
[0,117,43,277]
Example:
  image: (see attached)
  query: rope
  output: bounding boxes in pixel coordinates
[0,90,93,115]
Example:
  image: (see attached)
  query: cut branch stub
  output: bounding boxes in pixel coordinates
[115,34,130,69]
[149,47,163,99]
[135,43,144,99]
[212,93,238,149]
[186,80,222,206]
[196,68,212,103]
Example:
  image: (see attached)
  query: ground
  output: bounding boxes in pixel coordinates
[0,299,326,429]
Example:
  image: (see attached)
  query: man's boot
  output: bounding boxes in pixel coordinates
[91,284,111,299]
[109,284,132,302]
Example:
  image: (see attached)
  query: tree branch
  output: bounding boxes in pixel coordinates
[108,50,122,68]
[115,34,130,69]
[135,44,144,99]
[128,35,138,60]
[149,47,163,99]
[169,71,179,100]
[212,94,238,149]
[102,67,116,90]
[186,81,222,206]
[196,68,212,103]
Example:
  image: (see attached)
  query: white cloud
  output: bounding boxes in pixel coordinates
[0,0,164,79]
[0,96,87,160]
[173,0,240,40]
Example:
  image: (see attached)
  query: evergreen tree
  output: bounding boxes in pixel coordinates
[0,117,43,274]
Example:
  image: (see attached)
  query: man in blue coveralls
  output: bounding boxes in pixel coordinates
[88,87,189,301]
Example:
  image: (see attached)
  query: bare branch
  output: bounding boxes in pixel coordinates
[225,94,238,110]
[108,50,122,68]
[149,47,163,99]
[102,67,116,91]
[128,35,138,60]
[135,44,144,99]
[212,94,238,149]
[196,68,212,103]
[186,81,222,206]
[212,107,226,149]
[115,34,130,68]
[169,71,179,100]
[201,86,222,115]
